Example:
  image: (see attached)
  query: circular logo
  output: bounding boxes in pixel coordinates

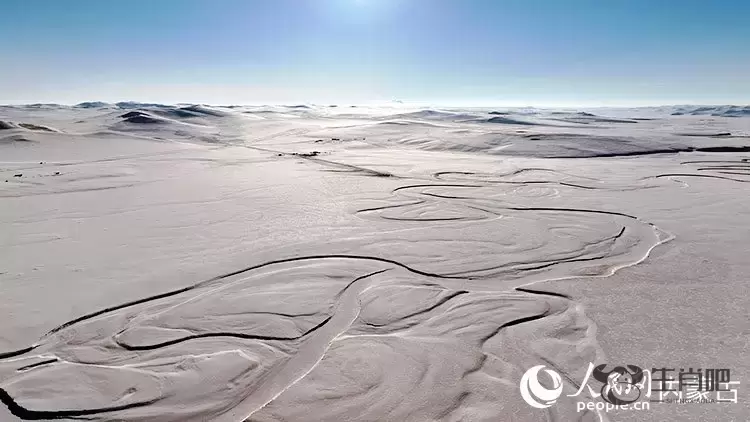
[592,364,644,405]
[519,365,563,408]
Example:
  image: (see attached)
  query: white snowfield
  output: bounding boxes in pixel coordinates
[1,103,748,422]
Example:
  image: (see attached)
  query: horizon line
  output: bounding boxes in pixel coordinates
[2,101,749,109]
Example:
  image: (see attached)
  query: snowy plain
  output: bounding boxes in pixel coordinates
[1,103,749,421]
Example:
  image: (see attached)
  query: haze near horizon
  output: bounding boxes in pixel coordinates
[1,0,749,106]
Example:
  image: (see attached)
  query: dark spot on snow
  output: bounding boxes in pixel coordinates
[292,151,321,157]
[18,123,55,132]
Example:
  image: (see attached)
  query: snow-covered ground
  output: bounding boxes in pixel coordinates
[1,103,749,421]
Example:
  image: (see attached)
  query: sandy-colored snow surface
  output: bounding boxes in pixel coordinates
[1,103,749,421]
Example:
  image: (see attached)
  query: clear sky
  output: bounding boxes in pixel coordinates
[1,0,748,106]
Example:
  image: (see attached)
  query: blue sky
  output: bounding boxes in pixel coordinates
[1,0,748,106]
